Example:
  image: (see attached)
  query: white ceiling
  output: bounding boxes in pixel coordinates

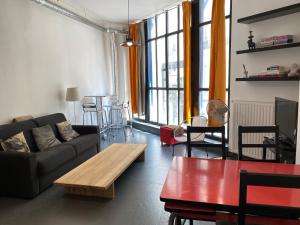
[67,0,180,25]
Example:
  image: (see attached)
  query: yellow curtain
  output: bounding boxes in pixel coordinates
[129,24,139,114]
[208,0,226,125]
[182,1,192,123]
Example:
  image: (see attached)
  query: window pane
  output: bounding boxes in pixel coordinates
[147,41,156,87]
[179,32,184,88]
[157,38,166,87]
[157,13,166,36]
[179,5,183,30]
[199,24,211,88]
[199,0,212,23]
[149,89,157,122]
[158,90,167,124]
[147,17,156,39]
[179,91,184,123]
[199,91,209,117]
[168,7,178,33]
[199,0,230,23]
[225,0,231,17]
[168,34,178,88]
[168,91,179,125]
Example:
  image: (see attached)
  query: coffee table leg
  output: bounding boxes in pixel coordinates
[64,183,115,199]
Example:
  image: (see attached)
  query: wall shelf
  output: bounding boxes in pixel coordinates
[236,77,300,82]
[236,42,300,54]
[237,3,300,24]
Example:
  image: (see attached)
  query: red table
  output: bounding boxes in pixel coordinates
[160,157,300,212]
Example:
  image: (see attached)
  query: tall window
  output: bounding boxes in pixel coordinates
[142,1,231,128]
[147,6,184,125]
[199,0,231,116]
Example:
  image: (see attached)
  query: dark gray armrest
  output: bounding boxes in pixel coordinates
[72,125,100,135]
[0,151,39,198]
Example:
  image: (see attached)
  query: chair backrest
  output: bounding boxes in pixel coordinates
[187,125,226,159]
[190,116,208,141]
[238,126,279,162]
[82,97,97,110]
[238,170,300,225]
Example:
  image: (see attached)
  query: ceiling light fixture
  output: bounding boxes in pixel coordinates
[120,0,139,47]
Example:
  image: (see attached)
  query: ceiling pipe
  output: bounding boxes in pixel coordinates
[30,0,127,34]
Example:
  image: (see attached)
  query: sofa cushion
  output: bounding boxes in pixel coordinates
[32,113,67,141]
[0,132,31,152]
[0,120,39,152]
[66,134,99,155]
[36,144,76,175]
[56,121,79,141]
[32,125,61,151]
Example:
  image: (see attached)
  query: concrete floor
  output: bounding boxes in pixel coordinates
[0,129,221,225]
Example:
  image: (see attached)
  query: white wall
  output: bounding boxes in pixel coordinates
[229,0,300,159]
[0,0,127,124]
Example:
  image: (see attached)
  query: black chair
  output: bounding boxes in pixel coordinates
[187,126,227,159]
[238,126,279,162]
[239,170,300,225]
[175,126,226,225]
[217,170,300,225]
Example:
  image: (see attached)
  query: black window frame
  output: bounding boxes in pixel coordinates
[142,5,184,126]
[137,1,232,139]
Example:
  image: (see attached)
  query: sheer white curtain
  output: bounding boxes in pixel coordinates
[113,33,130,103]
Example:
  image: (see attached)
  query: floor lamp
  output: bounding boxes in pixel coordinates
[66,87,80,124]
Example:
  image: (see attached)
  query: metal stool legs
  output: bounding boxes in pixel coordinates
[108,107,127,141]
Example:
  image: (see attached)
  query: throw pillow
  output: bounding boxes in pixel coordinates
[32,125,61,151]
[0,132,30,152]
[56,121,79,141]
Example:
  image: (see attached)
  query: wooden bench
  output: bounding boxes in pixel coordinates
[54,143,147,199]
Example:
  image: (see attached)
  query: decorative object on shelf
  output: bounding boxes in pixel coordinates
[247,31,256,50]
[243,64,248,78]
[66,87,80,124]
[288,63,300,77]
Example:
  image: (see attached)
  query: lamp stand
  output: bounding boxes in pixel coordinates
[73,102,76,125]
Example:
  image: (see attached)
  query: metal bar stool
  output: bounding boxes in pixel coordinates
[82,98,98,125]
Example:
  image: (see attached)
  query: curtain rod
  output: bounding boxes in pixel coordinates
[30,0,127,34]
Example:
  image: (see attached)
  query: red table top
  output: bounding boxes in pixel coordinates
[160,157,300,210]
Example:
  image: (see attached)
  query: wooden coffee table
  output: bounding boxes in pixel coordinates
[54,143,147,199]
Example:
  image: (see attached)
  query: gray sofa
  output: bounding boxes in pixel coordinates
[0,113,100,198]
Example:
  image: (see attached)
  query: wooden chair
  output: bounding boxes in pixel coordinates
[187,125,226,159]
[217,170,300,225]
[238,126,279,162]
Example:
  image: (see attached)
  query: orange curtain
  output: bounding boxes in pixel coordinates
[182,1,192,122]
[208,0,226,125]
[129,24,139,114]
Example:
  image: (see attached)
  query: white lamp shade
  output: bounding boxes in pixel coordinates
[66,87,80,101]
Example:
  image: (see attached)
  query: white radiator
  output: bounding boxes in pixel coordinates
[229,100,275,159]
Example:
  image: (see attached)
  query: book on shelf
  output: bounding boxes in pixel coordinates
[248,75,282,79]
[256,35,293,48]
